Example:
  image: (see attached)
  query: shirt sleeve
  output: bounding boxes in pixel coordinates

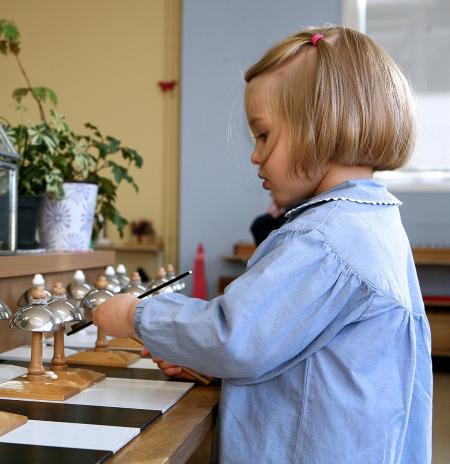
[134,228,374,384]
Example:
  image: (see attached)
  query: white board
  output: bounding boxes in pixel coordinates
[46,330,159,369]
[0,370,193,414]
[0,419,139,453]
[127,357,159,370]
[0,344,160,370]
[0,364,28,382]
[65,377,193,413]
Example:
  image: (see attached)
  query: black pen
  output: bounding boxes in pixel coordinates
[67,270,192,336]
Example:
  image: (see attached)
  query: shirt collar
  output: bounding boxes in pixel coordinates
[285,179,401,219]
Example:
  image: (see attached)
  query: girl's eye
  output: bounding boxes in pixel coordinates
[255,132,268,142]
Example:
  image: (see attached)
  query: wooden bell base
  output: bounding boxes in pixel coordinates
[50,368,105,390]
[0,375,81,401]
[108,337,144,351]
[66,349,140,367]
[0,411,27,437]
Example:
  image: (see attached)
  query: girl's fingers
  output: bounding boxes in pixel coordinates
[164,366,183,376]
[174,372,199,381]
[157,360,179,370]
[150,356,201,381]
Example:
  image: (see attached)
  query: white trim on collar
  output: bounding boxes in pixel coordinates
[285,195,402,217]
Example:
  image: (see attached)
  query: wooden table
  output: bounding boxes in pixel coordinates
[110,384,220,463]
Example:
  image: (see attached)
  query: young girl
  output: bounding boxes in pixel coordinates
[94,25,432,463]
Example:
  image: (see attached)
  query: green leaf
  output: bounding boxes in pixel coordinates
[31,87,58,106]
[0,40,7,55]
[9,41,20,54]
[107,160,128,184]
[105,136,120,153]
[102,205,127,239]
[121,147,143,168]
[134,152,143,168]
[97,176,116,197]
[72,152,92,178]
[12,87,29,103]
[0,20,21,55]
[1,21,20,43]
[85,122,102,138]
[42,134,57,150]
[44,169,64,199]
[49,110,68,130]
[131,179,139,192]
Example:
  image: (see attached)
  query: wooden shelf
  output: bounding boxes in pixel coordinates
[0,250,115,279]
[224,248,450,266]
[223,255,251,263]
[97,241,163,253]
[97,241,164,283]
[412,247,450,265]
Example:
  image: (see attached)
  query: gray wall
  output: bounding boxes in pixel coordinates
[396,192,450,249]
[396,191,450,296]
[180,0,341,297]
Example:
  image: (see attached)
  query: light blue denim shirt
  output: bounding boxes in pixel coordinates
[134,179,432,463]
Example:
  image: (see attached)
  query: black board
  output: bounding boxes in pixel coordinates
[0,399,160,430]
[0,443,111,464]
[68,363,168,381]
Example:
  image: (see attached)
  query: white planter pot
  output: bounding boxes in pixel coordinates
[39,182,98,251]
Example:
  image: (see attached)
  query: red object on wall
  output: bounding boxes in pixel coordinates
[158,80,177,92]
[192,243,207,300]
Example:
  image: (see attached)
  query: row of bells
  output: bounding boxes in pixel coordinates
[0,263,182,336]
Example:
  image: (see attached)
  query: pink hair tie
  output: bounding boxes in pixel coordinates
[311,33,324,46]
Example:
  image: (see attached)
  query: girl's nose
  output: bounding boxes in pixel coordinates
[251,149,262,165]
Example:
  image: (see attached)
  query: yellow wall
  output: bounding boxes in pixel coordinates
[0,0,180,266]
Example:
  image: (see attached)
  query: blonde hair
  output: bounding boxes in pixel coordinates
[244,25,416,176]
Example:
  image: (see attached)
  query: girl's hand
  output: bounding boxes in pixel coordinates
[140,347,151,358]
[93,293,139,338]
[143,348,214,383]
[151,355,199,381]
[141,348,189,377]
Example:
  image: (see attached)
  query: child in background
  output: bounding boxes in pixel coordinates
[250,197,286,245]
[94,25,432,463]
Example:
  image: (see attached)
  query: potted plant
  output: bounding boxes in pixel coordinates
[0,19,143,250]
